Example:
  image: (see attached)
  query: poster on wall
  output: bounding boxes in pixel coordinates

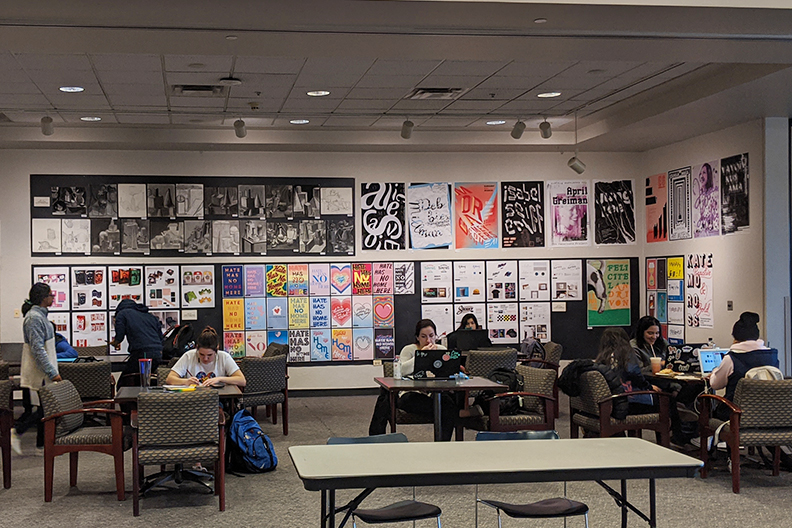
[241,219,267,254]
[245,298,267,330]
[184,220,212,253]
[50,186,87,216]
[267,298,288,329]
[244,265,265,297]
[646,259,657,290]
[453,260,485,303]
[88,184,118,218]
[656,291,668,323]
[108,266,143,310]
[421,261,452,303]
[224,332,246,358]
[309,263,331,296]
[372,263,394,295]
[121,219,150,254]
[668,167,692,241]
[299,219,326,254]
[293,184,320,218]
[656,258,667,290]
[393,262,415,295]
[310,296,331,328]
[518,260,550,301]
[352,296,373,327]
[374,328,395,359]
[91,219,121,254]
[331,296,352,327]
[61,219,91,253]
[326,218,354,255]
[721,153,750,234]
[519,302,551,342]
[594,180,635,245]
[501,181,544,248]
[117,184,147,218]
[551,260,583,301]
[668,302,685,325]
[71,266,107,311]
[361,182,406,250]
[645,173,668,243]
[71,311,107,347]
[407,182,452,249]
[547,180,590,247]
[421,303,454,338]
[486,302,519,344]
[320,187,354,216]
[289,330,311,362]
[181,265,214,308]
[204,186,238,216]
[266,264,288,297]
[311,329,332,361]
[212,220,240,254]
[331,328,353,360]
[352,263,372,295]
[373,296,395,328]
[353,328,375,360]
[265,185,294,218]
[454,182,498,249]
[176,184,204,217]
[288,264,309,296]
[33,266,70,310]
[454,303,486,330]
[586,259,631,327]
[668,324,685,345]
[223,298,245,331]
[49,311,70,338]
[691,161,721,238]
[667,256,685,302]
[486,260,517,301]
[149,220,182,251]
[330,263,352,296]
[289,297,310,329]
[686,253,714,328]
[221,265,243,297]
[147,184,176,218]
[647,291,657,318]
[144,265,179,309]
[245,330,268,357]
[32,218,62,253]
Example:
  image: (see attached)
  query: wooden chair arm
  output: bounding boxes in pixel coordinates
[43,407,126,421]
[130,410,138,428]
[697,393,742,414]
[597,390,671,405]
[487,391,556,403]
[83,399,116,407]
[218,406,226,425]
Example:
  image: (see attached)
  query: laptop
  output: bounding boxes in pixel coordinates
[699,349,727,375]
[411,349,462,379]
[446,329,492,352]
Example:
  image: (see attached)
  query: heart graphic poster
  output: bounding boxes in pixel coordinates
[309,263,331,296]
[352,295,373,327]
[244,298,267,330]
[374,328,395,359]
[352,263,372,295]
[310,296,331,328]
[373,296,395,327]
[266,264,287,297]
[331,328,353,360]
[353,328,375,360]
[267,297,288,328]
[371,262,394,294]
[331,296,352,327]
[244,265,265,296]
[330,263,352,295]
[310,329,332,361]
[288,264,309,296]
[267,330,288,346]
[289,296,310,328]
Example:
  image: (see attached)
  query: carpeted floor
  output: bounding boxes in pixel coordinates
[3,392,792,527]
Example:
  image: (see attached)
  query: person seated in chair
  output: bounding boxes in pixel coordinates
[167,326,246,387]
[458,313,481,331]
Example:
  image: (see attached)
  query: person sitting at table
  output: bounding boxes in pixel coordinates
[630,316,670,375]
[708,311,779,420]
[368,319,458,441]
[166,326,247,387]
[457,313,481,330]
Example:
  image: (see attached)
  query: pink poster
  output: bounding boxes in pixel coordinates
[330,296,352,327]
[454,183,498,249]
[373,296,395,328]
[371,262,394,294]
[646,173,668,243]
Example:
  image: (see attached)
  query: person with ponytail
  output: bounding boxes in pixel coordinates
[11,283,62,454]
[167,326,246,387]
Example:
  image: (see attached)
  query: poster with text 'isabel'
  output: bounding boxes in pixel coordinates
[501,181,544,248]
[519,302,551,342]
[548,180,589,247]
[454,182,498,249]
[487,302,519,344]
[486,260,517,301]
[646,173,668,243]
[586,259,631,327]
[686,253,713,328]
[551,260,582,301]
[518,260,550,301]
[421,261,452,303]
[453,260,485,303]
[34,266,70,311]
[181,265,214,308]
[407,182,452,249]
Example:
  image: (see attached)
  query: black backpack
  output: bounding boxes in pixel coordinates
[521,338,547,367]
[474,368,525,416]
[162,323,196,360]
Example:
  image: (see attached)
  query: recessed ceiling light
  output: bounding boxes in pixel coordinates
[225,35,238,41]
[537,92,562,98]
[187,63,205,69]
[59,86,84,93]
[533,18,548,24]
[290,119,310,125]
[80,116,102,122]
[306,90,331,97]
[486,120,507,126]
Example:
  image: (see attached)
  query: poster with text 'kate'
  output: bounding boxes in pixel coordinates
[332,328,353,360]
[331,296,352,327]
[454,182,498,249]
[691,161,721,238]
[311,329,332,361]
[686,253,713,328]
[374,328,395,359]
[668,167,692,241]
[371,262,394,295]
[34,266,70,311]
[144,266,178,309]
[310,296,331,328]
[223,298,244,331]
[330,263,352,296]
[72,266,107,311]
[501,181,544,248]
[352,295,373,327]
[181,265,214,308]
[646,173,668,243]
[721,153,750,234]
[594,180,636,245]
[289,330,311,362]
[421,261,452,303]
[487,302,519,344]
[245,298,267,330]
[373,296,395,328]
[407,182,452,249]
[244,265,265,297]
[548,180,590,247]
[288,264,309,296]
[453,260,485,303]
[586,259,631,327]
[394,262,415,295]
[267,297,288,329]
[352,263,372,295]
[454,303,486,330]
[266,264,287,297]
[666,256,685,302]
[486,260,517,301]
[245,330,267,357]
[289,296,310,329]
[551,260,582,301]
[309,263,331,296]
[71,311,107,347]
[109,265,144,310]
[518,260,550,301]
[519,302,551,342]
[353,328,375,360]
[361,182,406,250]
[421,303,454,339]
[224,331,245,358]
[222,265,243,297]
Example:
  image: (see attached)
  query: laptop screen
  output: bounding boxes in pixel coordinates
[699,349,726,374]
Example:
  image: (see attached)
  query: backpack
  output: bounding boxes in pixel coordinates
[745,365,784,381]
[162,324,196,360]
[521,338,547,368]
[228,409,277,473]
[473,368,525,416]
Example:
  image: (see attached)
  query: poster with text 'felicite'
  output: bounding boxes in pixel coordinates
[266,264,287,297]
[373,296,394,328]
[487,302,519,344]
[486,260,517,301]
[551,260,582,301]
[547,180,590,247]
[332,329,353,360]
[646,173,668,243]
[454,182,498,249]
[453,260,485,303]
[245,298,267,330]
[407,182,452,249]
[686,253,713,328]
[245,330,267,357]
[311,329,332,361]
[309,263,331,296]
[289,296,310,329]
[352,263,372,295]
[421,261,452,303]
[244,265,265,297]
[288,264,309,296]
[223,298,244,331]
[586,259,631,327]
[519,302,551,342]
[394,262,415,295]
[691,161,721,238]
[371,262,394,295]
[33,266,70,311]
[330,263,352,296]
[310,296,331,328]
[454,303,486,330]
[518,260,550,301]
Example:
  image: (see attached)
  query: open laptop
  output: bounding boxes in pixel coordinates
[446,329,492,352]
[411,349,462,379]
[699,349,727,375]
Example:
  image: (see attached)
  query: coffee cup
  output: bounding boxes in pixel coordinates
[650,357,663,374]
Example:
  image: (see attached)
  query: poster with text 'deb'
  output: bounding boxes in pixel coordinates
[407,183,452,249]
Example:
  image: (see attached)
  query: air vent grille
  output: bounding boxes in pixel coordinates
[170,85,227,96]
[405,88,467,100]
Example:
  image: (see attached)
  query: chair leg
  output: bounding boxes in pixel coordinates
[271,404,278,425]
[282,398,289,436]
[44,449,55,502]
[70,452,79,487]
[133,437,140,516]
[251,406,257,420]
[730,438,741,493]
[2,413,11,489]
[264,405,271,418]
[584,511,590,528]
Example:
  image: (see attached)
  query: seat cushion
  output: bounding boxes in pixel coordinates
[55,425,133,450]
[241,392,285,407]
[574,411,661,433]
[481,498,588,519]
[138,443,219,465]
[354,500,441,523]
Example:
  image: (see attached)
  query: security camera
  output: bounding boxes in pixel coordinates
[248,101,260,111]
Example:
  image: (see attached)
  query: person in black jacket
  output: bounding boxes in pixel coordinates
[110,299,163,386]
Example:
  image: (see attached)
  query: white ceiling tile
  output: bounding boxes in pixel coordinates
[461,87,529,101]
[112,106,166,112]
[226,99,283,112]
[98,70,163,85]
[354,75,423,89]
[535,76,607,91]
[108,94,168,107]
[473,75,545,90]
[49,94,111,109]
[166,72,230,85]
[280,97,341,112]
[346,87,412,100]
[560,61,644,78]
[417,75,484,89]
[443,99,504,112]
[3,70,34,83]
[221,116,277,127]
[0,82,40,94]
[367,60,442,76]
[0,94,52,107]
[294,72,363,89]
[323,116,379,127]
[0,52,22,70]
[115,114,171,124]
[655,62,707,78]
[299,58,374,78]
[431,60,508,76]
[546,100,585,112]
[234,56,305,74]
[517,88,585,100]
[336,99,397,111]
[614,62,676,81]
[568,87,620,101]
[164,55,233,72]
[102,83,165,96]
[169,96,227,108]
[496,100,557,113]
[418,116,480,128]
[91,54,162,71]
[14,53,93,71]
[25,70,100,86]
[229,83,292,100]
[495,61,576,78]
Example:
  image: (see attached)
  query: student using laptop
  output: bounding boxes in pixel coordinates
[166,326,246,387]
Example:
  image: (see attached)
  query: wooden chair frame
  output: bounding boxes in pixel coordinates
[486,391,556,432]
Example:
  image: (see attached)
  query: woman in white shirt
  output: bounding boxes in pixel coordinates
[167,326,246,387]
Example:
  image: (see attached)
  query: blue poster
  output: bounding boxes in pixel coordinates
[267,329,288,346]
[656,291,668,323]
[310,329,331,361]
[245,298,267,330]
[222,265,243,297]
[267,297,288,329]
[310,296,331,328]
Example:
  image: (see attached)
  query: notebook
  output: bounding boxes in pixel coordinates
[699,349,727,375]
[411,349,462,379]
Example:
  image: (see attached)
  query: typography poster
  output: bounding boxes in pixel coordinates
[547,180,589,247]
[407,183,452,249]
[668,167,692,241]
[645,173,668,243]
[454,182,498,249]
[223,298,244,331]
[666,256,685,303]
[374,328,395,359]
[393,262,415,295]
[501,181,544,247]
[352,263,372,295]
[331,328,353,360]
[244,265,265,297]
[311,329,332,361]
[287,264,309,296]
[309,263,330,296]
[265,264,287,297]
[222,265,243,297]
[586,259,631,327]
[288,330,311,362]
[361,182,406,250]
[686,253,714,328]
[519,302,551,342]
[421,303,454,338]
[720,153,750,234]
[594,180,635,245]
[244,298,267,330]
[691,161,721,238]
[646,259,657,290]
[551,260,582,301]
[220,331,243,357]
[245,330,267,357]
[288,296,310,328]
[371,262,394,295]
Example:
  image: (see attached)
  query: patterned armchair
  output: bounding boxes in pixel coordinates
[382,360,434,428]
[521,341,562,419]
[58,361,115,403]
[464,348,518,403]
[1,379,12,489]
[240,355,288,435]
[0,360,9,380]
[74,345,110,357]
[133,389,225,516]
[698,378,792,493]
[39,380,130,502]
[569,370,670,447]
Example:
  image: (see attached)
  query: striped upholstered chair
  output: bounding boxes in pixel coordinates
[0,360,9,380]
[698,378,792,493]
[240,355,289,435]
[58,361,114,402]
[1,379,13,489]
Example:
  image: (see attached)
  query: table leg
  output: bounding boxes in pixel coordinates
[433,392,442,441]
[388,390,397,433]
[649,478,657,528]
[321,490,327,528]
[621,480,628,528]
[329,489,336,528]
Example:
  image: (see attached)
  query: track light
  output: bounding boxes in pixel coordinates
[40,116,54,136]
[401,119,414,140]
[233,119,247,138]
[539,120,552,139]
[511,120,526,140]
[567,157,587,174]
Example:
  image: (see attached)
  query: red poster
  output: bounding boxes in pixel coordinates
[352,263,372,295]
[454,183,498,249]
[646,173,668,242]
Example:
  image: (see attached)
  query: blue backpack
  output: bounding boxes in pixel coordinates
[228,409,277,473]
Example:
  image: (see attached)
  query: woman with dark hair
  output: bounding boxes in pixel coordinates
[167,326,246,387]
[11,283,62,454]
[596,327,657,411]
[457,313,480,331]
[630,315,669,374]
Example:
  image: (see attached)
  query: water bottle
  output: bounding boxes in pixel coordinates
[706,337,716,349]
[393,355,402,379]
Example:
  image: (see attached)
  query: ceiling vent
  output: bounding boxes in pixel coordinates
[405,87,467,100]
[170,85,227,96]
